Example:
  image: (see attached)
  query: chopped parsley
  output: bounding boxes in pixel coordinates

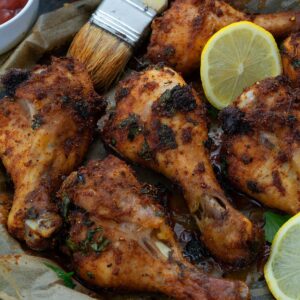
[61,95,70,104]
[76,173,85,184]
[111,138,117,146]
[27,207,38,220]
[158,124,177,150]
[31,114,44,130]
[207,105,219,120]
[61,194,71,219]
[87,272,95,279]
[154,89,174,116]
[152,85,196,117]
[91,237,110,253]
[74,101,89,119]
[67,226,110,254]
[220,157,228,177]
[292,59,300,69]
[138,140,153,161]
[66,239,78,252]
[140,184,158,198]
[83,218,94,227]
[119,113,143,141]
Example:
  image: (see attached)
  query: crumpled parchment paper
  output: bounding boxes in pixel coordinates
[0,191,100,300]
[0,0,101,74]
[0,255,96,300]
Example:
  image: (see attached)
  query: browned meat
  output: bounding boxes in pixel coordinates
[0,57,106,250]
[281,32,300,86]
[102,66,263,266]
[58,155,250,300]
[147,0,300,75]
[221,76,300,215]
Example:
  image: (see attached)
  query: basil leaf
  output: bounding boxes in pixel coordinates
[264,211,291,243]
[45,263,76,289]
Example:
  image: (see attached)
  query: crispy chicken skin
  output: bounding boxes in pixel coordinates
[221,76,300,215]
[147,0,300,75]
[0,57,106,250]
[102,66,263,265]
[281,32,300,86]
[58,155,250,300]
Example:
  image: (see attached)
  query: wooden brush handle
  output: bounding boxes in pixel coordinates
[142,0,168,13]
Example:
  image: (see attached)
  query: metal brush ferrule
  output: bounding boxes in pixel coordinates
[91,0,157,47]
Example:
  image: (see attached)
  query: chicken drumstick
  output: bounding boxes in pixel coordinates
[102,66,263,265]
[0,57,106,249]
[147,0,300,75]
[58,155,250,300]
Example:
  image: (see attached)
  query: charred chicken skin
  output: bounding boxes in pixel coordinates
[0,57,106,250]
[102,66,263,266]
[147,0,300,75]
[58,155,250,300]
[281,32,300,86]
[221,76,300,215]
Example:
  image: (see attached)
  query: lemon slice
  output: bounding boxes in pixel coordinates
[201,21,282,109]
[264,213,300,299]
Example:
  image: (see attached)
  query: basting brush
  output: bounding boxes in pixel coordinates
[68,0,167,90]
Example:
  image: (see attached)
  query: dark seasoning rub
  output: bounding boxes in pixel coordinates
[152,84,197,117]
[114,83,199,162]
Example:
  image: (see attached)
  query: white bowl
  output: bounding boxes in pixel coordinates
[0,0,39,55]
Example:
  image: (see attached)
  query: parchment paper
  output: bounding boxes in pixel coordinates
[0,190,100,300]
[0,0,101,74]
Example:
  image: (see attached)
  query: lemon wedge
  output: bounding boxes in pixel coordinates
[200,21,282,109]
[264,213,300,299]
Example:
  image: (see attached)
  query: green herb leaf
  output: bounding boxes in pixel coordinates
[152,85,196,117]
[153,89,175,117]
[207,105,219,120]
[292,59,300,69]
[158,124,177,150]
[138,140,153,161]
[83,218,94,227]
[264,211,291,243]
[61,194,71,219]
[44,263,76,289]
[220,157,228,177]
[87,271,95,279]
[119,113,143,141]
[66,238,78,252]
[90,237,110,253]
[86,227,103,242]
[69,226,110,254]
[111,138,117,146]
[27,207,38,220]
[31,114,44,130]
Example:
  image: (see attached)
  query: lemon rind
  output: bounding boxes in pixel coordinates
[264,212,300,300]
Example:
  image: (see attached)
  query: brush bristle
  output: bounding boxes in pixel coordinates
[68,22,132,90]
